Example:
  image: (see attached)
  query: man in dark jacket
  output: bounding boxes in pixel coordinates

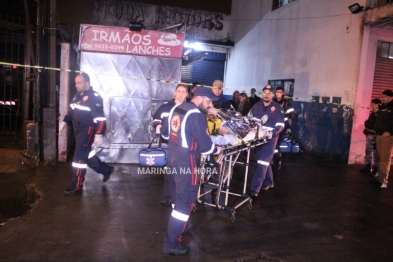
[373,90,393,188]
[359,98,380,175]
[211,80,232,109]
[273,86,295,169]
[249,88,262,106]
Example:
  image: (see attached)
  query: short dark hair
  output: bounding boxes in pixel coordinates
[275,87,284,92]
[79,72,90,83]
[371,98,381,104]
[382,90,393,97]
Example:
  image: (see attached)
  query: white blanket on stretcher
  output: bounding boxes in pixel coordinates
[210,126,272,146]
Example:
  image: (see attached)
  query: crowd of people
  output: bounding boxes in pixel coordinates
[60,73,392,256]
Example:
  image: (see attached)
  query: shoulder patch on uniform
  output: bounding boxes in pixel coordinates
[271,106,275,112]
[171,115,181,132]
[83,96,88,102]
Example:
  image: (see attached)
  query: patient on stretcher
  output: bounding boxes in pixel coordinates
[209,109,272,146]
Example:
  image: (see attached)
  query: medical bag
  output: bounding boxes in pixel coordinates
[278,134,300,153]
[139,134,167,166]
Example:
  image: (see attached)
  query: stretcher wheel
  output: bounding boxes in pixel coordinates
[229,211,236,223]
[248,199,253,210]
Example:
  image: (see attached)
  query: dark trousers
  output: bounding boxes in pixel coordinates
[71,125,111,190]
[163,153,200,248]
[250,136,278,193]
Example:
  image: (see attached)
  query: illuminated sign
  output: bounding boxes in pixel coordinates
[79,24,184,59]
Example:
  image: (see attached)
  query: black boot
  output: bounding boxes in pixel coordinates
[359,164,371,174]
[371,166,379,177]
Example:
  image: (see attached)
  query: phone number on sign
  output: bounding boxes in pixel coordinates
[94,44,125,50]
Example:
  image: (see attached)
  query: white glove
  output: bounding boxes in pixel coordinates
[156,124,162,134]
[94,134,104,147]
[214,146,222,155]
[59,122,66,132]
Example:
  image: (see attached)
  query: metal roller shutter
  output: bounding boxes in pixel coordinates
[372,56,393,99]
[181,52,226,87]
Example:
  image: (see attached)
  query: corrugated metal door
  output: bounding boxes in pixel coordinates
[181,52,226,86]
[372,57,393,99]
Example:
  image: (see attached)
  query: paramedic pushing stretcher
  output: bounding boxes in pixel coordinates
[249,85,285,198]
[160,86,221,256]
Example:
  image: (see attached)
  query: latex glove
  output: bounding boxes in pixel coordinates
[94,134,104,147]
[214,146,222,155]
[59,122,66,132]
[156,124,162,134]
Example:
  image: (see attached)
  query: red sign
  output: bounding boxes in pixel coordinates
[79,24,184,58]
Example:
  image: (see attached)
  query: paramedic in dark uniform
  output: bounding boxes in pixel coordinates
[248,85,285,197]
[273,86,295,169]
[59,72,114,195]
[153,84,188,207]
[161,86,220,256]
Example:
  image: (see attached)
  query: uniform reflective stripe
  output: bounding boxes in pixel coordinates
[276,122,285,127]
[171,209,189,221]
[181,109,200,148]
[88,150,96,159]
[93,117,106,123]
[72,162,88,168]
[274,149,279,153]
[71,104,91,111]
[201,143,215,155]
[172,203,175,209]
[280,145,288,148]
[161,112,169,119]
[257,160,270,166]
[286,108,294,113]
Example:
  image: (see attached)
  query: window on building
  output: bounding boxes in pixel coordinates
[272,0,295,10]
[268,79,294,98]
[377,41,393,59]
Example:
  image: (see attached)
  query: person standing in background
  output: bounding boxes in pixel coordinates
[249,87,261,106]
[372,90,393,189]
[211,80,232,110]
[239,92,252,116]
[230,90,240,111]
[359,98,380,176]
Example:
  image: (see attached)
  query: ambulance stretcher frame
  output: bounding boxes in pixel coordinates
[196,135,270,223]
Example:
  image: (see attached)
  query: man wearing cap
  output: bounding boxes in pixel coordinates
[372,90,393,188]
[211,79,232,109]
[248,85,285,197]
[161,86,221,255]
[249,87,262,106]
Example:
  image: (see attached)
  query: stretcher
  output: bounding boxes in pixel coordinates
[196,131,271,223]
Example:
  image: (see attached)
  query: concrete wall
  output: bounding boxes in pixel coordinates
[349,26,393,164]
[226,0,367,163]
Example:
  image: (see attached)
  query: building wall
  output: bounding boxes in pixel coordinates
[349,26,393,164]
[226,0,367,163]
[57,0,231,42]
